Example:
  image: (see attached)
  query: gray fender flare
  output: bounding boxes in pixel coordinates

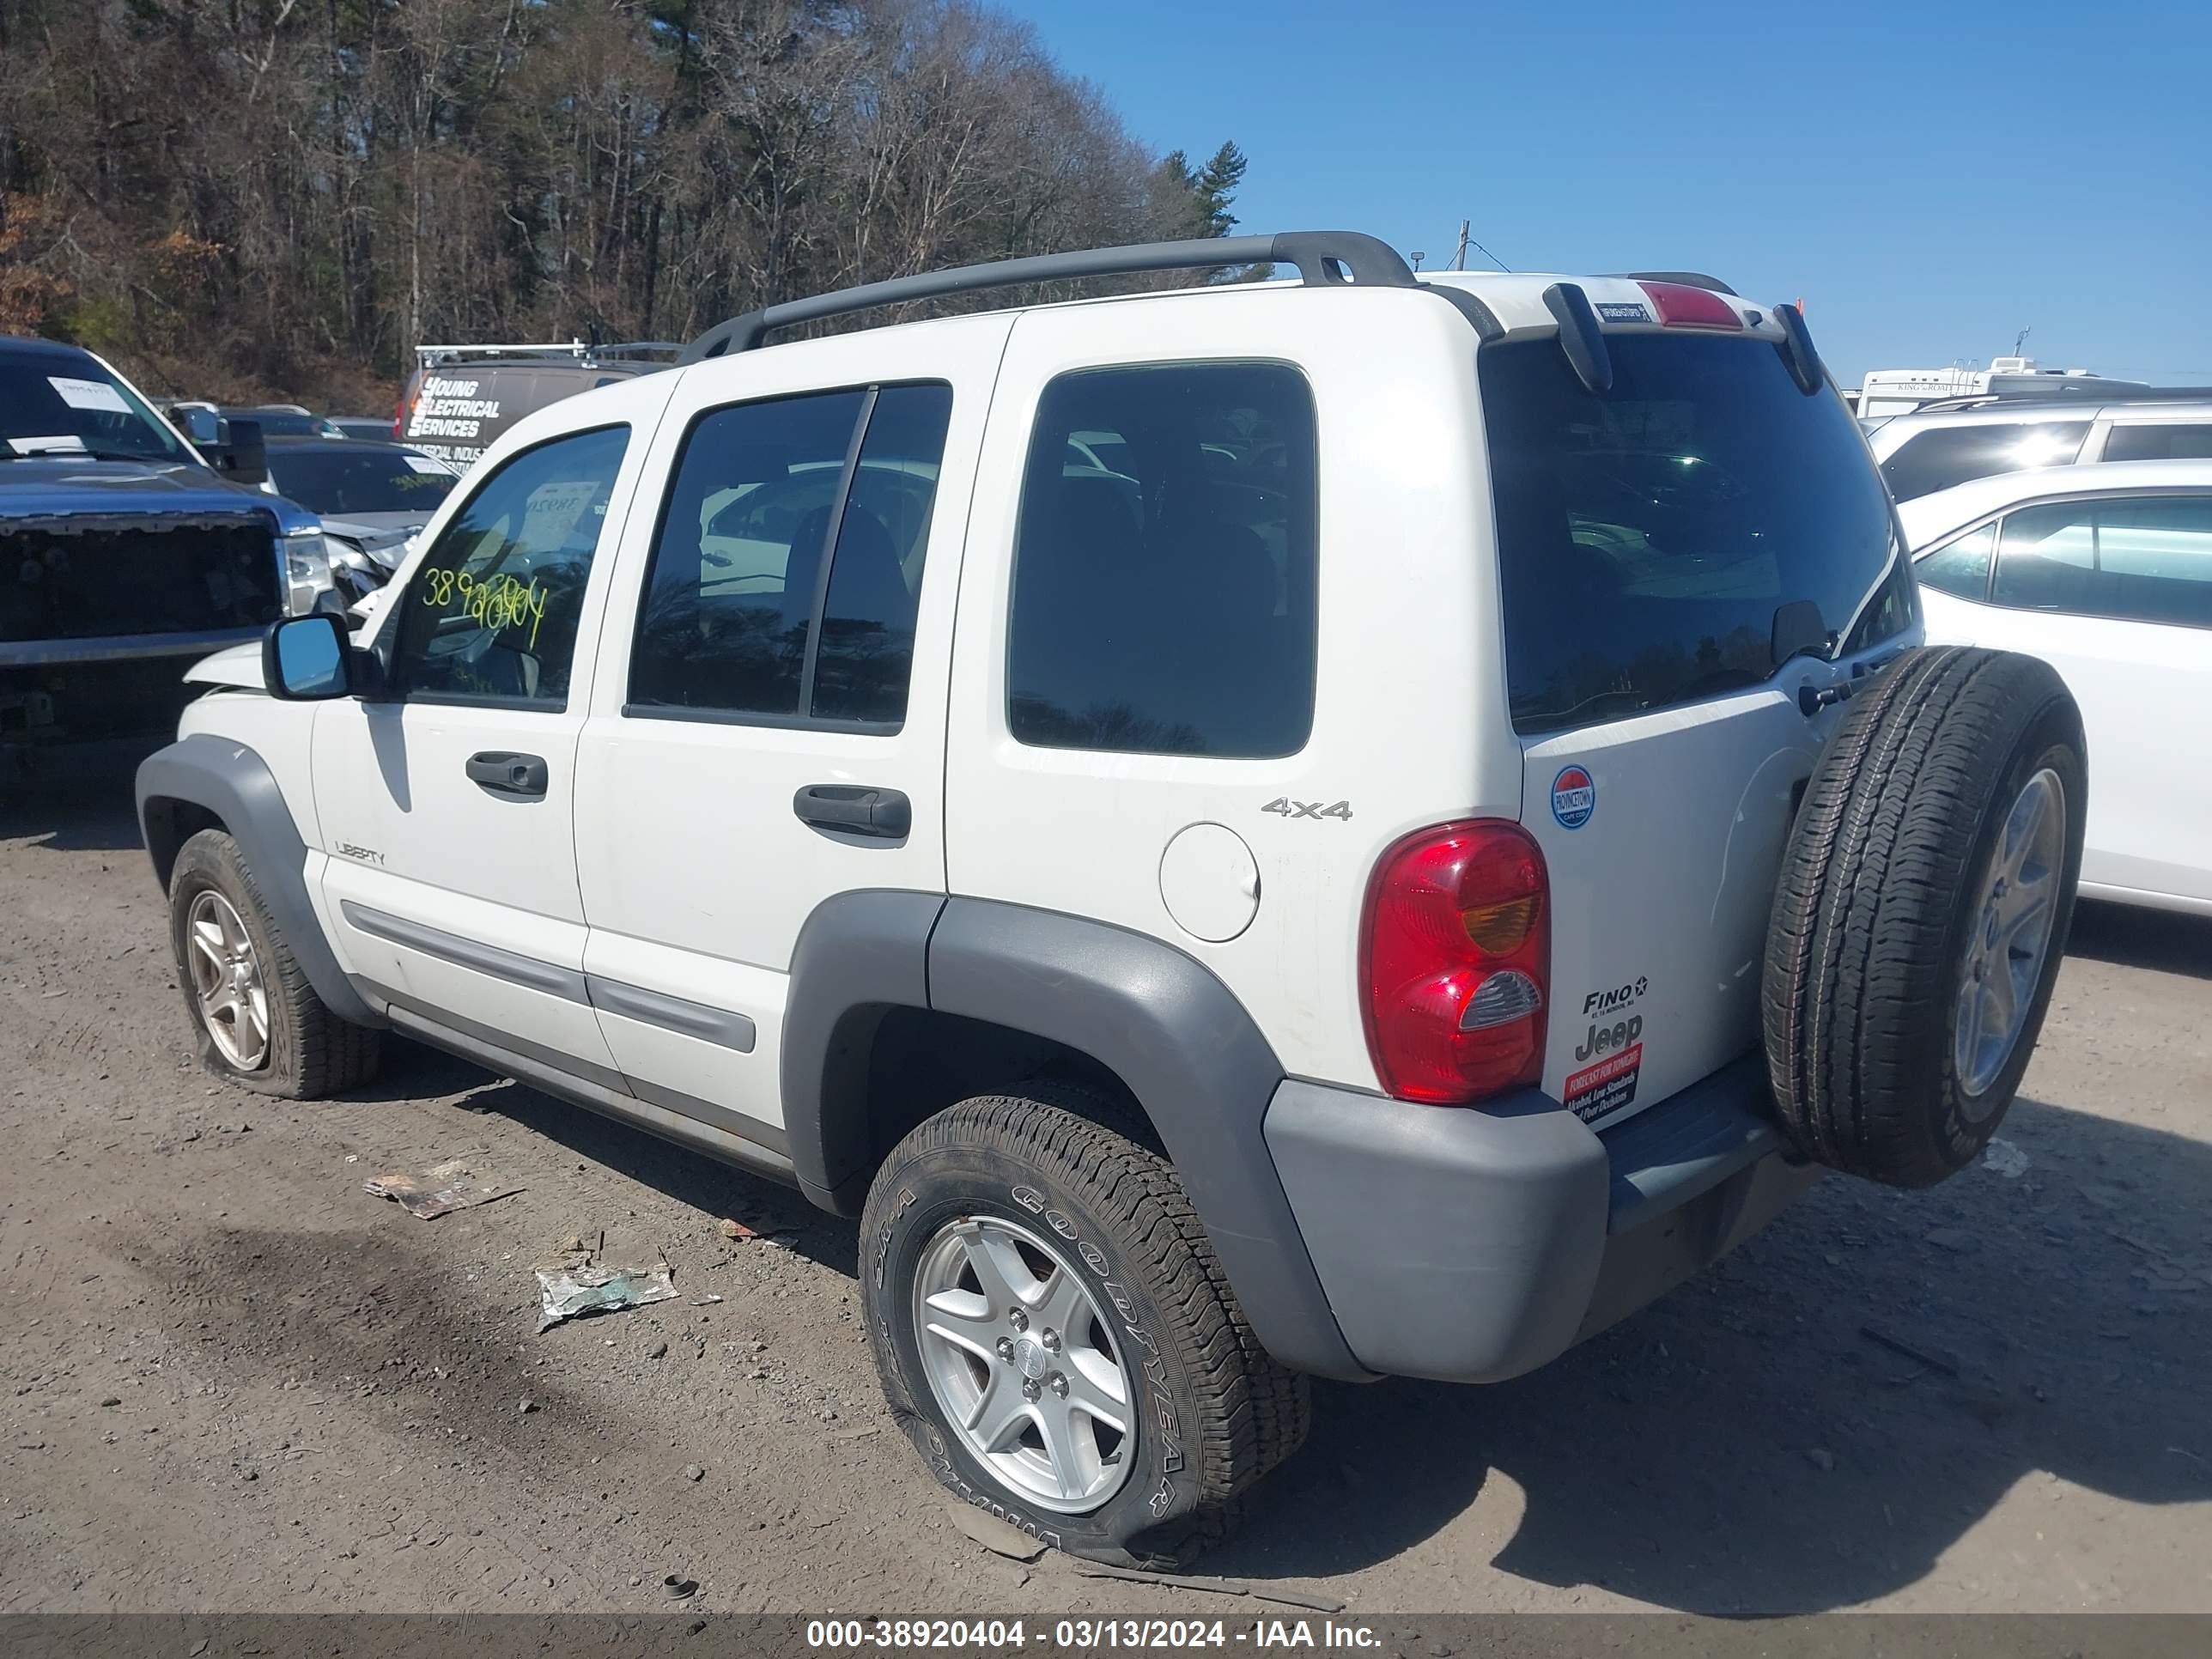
[136,734,383,1029]
[928,899,1367,1380]
[779,892,1371,1380]
[780,888,945,1214]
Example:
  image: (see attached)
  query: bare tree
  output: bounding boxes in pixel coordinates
[0,0,1250,406]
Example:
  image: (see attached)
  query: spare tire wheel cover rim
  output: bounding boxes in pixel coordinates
[910,1213,1135,1513]
[1954,766,2064,1106]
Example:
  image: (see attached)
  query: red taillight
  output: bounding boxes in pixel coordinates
[1359,819,1550,1105]
[1638,280,1741,331]
[393,378,416,440]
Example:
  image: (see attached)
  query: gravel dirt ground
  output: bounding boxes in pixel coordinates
[3,765,2208,1619]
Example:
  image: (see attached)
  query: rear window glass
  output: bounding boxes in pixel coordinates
[1879,422,2087,502]
[1481,333,1907,736]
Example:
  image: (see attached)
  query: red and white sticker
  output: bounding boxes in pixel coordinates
[1564,1042,1642,1124]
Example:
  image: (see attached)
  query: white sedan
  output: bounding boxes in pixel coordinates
[1899,459,2212,917]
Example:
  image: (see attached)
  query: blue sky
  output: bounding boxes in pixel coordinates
[1015,2,2212,386]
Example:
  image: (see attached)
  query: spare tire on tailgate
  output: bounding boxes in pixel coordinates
[1763,646,2086,1188]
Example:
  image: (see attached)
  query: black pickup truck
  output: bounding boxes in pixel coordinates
[3,335,331,765]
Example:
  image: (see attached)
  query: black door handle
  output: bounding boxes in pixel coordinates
[465,750,549,799]
[793,784,910,839]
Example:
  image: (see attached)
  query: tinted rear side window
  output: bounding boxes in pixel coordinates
[1481,333,1905,736]
[1996,495,2212,629]
[630,382,951,727]
[1007,362,1316,757]
[2100,422,2212,463]
[1879,422,2087,502]
[630,389,869,720]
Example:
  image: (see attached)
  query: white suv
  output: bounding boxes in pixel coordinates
[1868,395,2212,502]
[137,233,2086,1566]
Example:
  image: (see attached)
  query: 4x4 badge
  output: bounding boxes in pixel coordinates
[1551,766,1595,830]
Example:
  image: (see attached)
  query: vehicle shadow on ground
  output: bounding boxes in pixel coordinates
[1210,1091,2212,1612]
[0,766,149,854]
[2065,898,2212,981]
[393,1049,857,1275]
[392,1031,2211,1613]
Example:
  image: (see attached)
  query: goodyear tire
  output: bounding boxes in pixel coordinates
[1763,647,2085,1187]
[167,828,381,1098]
[860,1090,1307,1568]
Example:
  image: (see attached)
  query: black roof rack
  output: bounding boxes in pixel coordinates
[682,231,1416,361]
[1607,270,1739,296]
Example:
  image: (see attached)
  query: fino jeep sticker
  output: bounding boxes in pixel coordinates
[1551,765,1596,830]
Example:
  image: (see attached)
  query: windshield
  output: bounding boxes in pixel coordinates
[0,353,191,464]
[267,448,457,516]
[1482,331,1909,735]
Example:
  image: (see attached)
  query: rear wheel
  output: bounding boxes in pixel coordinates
[1763,647,2086,1186]
[167,828,380,1098]
[860,1091,1307,1567]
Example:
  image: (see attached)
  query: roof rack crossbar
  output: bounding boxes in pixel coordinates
[681,231,1415,362]
[415,341,593,362]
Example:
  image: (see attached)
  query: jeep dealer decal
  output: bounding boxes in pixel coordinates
[1551,764,1596,830]
[1565,1041,1642,1123]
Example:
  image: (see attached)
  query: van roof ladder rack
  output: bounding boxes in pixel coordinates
[681,231,1419,362]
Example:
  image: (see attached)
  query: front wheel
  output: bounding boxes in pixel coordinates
[860,1091,1306,1567]
[167,828,380,1098]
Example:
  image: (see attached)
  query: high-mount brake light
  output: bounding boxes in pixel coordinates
[1638,280,1742,331]
[1359,820,1551,1105]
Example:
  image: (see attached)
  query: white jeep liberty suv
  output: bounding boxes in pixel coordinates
[137,233,2087,1566]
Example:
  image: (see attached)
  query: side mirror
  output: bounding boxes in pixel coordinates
[263,614,352,700]
[211,416,269,487]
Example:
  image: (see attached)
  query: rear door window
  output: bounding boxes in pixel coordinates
[1995,495,2212,629]
[1481,333,1907,736]
[1879,422,2088,502]
[2100,422,2212,463]
[629,382,952,728]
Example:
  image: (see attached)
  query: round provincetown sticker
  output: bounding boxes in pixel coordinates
[1551,764,1596,830]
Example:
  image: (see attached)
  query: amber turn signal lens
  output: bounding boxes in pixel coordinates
[1462,896,1538,955]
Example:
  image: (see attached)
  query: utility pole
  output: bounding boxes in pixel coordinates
[1450,220,1471,272]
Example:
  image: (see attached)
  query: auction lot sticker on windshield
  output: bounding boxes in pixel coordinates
[48,376,133,415]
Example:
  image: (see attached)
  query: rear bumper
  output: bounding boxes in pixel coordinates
[1263,1052,1818,1382]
